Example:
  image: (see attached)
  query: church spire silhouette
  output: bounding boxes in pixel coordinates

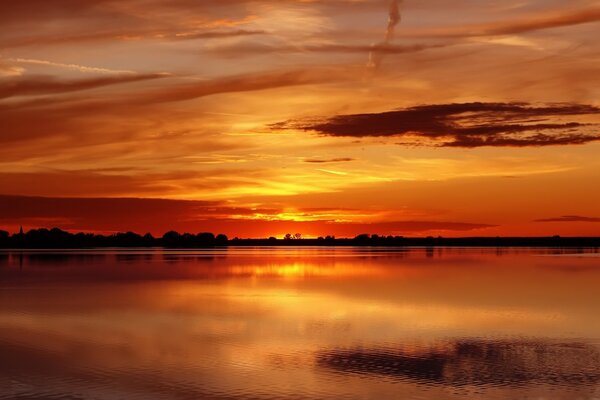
[19,226,24,235]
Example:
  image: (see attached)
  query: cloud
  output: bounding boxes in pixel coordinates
[405,6,600,38]
[0,65,353,147]
[207,42,445,57]
[274,102,600,148]
[3,1,598,49]
[0,169,259,198]
[2,29,269,48]
[0,0,116,25]
[304,157,355,164]
[341,220,496,233]
[535,215,600,223]
[131,66,355,104]
[7,58,137,74]
[0,73,167,99]
[172,29,267,40]
[0,194,275,234]
[0,0,271,48]
[0,195,495,237]
[1,66,350,108]
[0,62,25,77]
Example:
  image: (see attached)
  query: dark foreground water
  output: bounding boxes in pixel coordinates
[1,247,599,400]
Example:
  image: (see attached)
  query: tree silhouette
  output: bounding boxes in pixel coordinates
[215,234,228,245]
[197,232,215,244]
[162,230,181,247]
[0,226,598,248]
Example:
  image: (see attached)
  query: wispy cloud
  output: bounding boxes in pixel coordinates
[0,62,25,77]
[172,29,267,40]
[404,6,600,38]
[0,73,168,99]
[2,29,269,48]
[132,66,355,104]
[8,58,137,74]
[207,42,445,57]
[0,65,354,152]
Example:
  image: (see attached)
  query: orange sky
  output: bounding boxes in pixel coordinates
[1,0,600,237]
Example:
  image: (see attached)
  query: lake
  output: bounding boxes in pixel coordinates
[1,247,599,400]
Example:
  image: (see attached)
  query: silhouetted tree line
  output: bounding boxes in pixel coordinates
[0,228,228,248]
[228,234,600,247]
[0,228,599,248]
[346,233,600,248]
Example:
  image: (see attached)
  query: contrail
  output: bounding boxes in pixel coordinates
[368,0,402,71]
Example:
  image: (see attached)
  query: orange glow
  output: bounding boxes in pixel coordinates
[1,1,599,236]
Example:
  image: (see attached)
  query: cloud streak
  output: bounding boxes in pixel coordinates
[0,65,354,150]
[0,73,168,99]
[403,6,600,39]
[2,29,269,48]
[133,66,355,105]
[274,102,600,148]
[172,29,267,40]
[535,216,600,223]
[208,42,444,58]
[304,157,355,164]
[7,58,137,74]
[0,62,24,77]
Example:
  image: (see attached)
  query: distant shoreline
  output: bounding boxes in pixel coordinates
[1,228,600,249]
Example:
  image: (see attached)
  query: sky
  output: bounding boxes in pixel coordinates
[1,0,600,238]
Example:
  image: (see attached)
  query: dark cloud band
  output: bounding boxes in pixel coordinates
[274,102,600,148]
[535,215,600,223]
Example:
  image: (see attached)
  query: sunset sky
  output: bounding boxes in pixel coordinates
[1,0,600,237]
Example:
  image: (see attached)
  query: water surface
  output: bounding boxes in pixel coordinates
[1,247,599,399]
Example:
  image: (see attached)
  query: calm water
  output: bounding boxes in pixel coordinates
[1,247,600,400]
